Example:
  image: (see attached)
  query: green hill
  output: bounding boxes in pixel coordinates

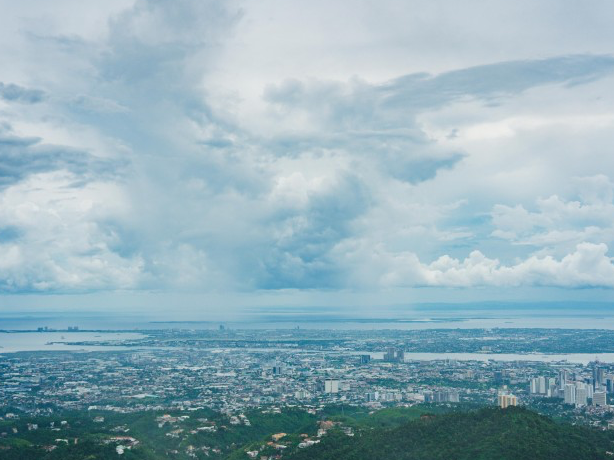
[3,406,614,460]
[288,407,614,460]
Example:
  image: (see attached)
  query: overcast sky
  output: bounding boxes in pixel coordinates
[1,0,614,313]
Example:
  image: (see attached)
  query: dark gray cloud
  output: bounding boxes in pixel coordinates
[262,55,614,184]
[257,173,371,289]
[380,54,614,109]
[0,124,124,189]
[0,226,22,243]
[264,55,614,122]
[0,82,46,104]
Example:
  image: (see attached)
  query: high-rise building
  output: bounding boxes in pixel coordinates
[576,381,593,399]
[559,370,569,390]
[397,349,405,363]
[576,387,588,407]
[424,390,459,403]
[564,384,576,405]
[538,376,547,394]
[322,379,339,394]
[530,376,548,395]
[530,378,538,394]
[384,347,396,362]
[594,366,605,389]
[272,361,284,375]
[360,355,371,364]
[498,394,517,408]
[593,391,607,406]
[273,365,284,376]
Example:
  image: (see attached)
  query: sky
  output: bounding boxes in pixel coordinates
[1,0,614,314]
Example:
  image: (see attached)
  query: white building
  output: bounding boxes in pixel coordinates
[323,379,339,394]
[564,384,576,405]
[530,376,548,395]
[538,376,547,394]
[576,387,588,407]
[530,378,538,394]
[593,391,607,406]
[497,394,517,408]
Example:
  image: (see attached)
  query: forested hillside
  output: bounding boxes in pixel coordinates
[288,407,614,460]
[2,406,614,460]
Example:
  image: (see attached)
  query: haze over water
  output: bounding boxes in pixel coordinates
[3,302,614,331]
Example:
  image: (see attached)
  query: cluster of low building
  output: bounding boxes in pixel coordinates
[1,329,614,427]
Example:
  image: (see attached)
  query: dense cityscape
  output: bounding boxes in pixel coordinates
[3,327,614,420]
[4,326,614,459]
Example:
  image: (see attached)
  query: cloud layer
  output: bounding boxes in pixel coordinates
[1,0,614,296]
[379,242,614,288]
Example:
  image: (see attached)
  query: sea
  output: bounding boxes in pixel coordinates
[2,305,614,363]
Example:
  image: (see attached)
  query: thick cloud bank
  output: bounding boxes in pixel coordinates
[380,243,614,288]
[1,0,614,294]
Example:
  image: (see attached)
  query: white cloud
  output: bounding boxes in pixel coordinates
[378,242,614,288]
[0,171,143,292]
[490,176,614,257]
[1,0,614,299]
